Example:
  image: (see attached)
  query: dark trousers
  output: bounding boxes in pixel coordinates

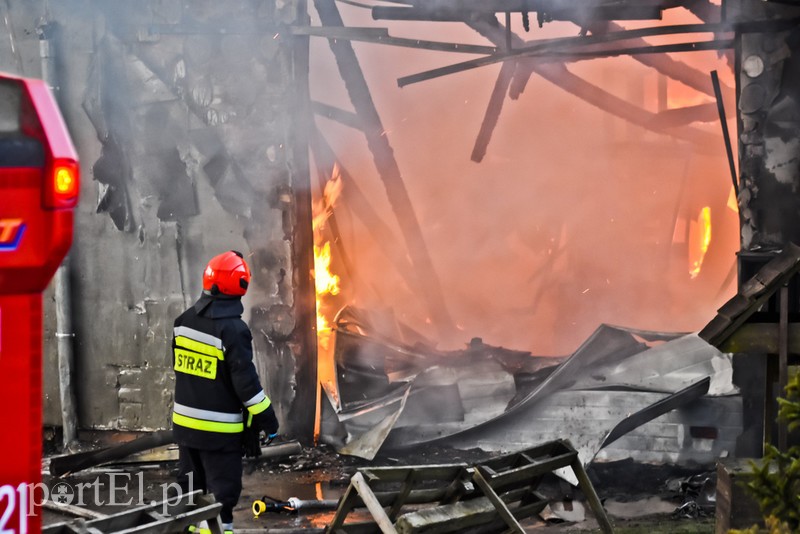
[177,446,243,525]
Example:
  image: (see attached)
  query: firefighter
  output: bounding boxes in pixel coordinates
[172,250,279,533]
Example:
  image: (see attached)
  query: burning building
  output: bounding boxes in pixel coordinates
[0,0,785,479]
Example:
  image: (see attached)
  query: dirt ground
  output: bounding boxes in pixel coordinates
[42,443,722,533]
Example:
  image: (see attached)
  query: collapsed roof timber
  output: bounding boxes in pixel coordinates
[320,244,799,480]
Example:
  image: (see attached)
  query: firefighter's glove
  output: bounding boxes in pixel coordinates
[251,405,280,437]
[242,425,262,458]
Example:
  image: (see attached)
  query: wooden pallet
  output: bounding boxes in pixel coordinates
[43,490,224,534]
[326,439,614,533]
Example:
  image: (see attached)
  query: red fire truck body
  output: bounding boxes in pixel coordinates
[0,73,79,533]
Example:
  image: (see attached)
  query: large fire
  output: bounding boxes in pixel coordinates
[314,241,340,335]
[312,164,343,441]
[312,164,343,349]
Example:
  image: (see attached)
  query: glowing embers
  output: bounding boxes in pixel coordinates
[688,206,712,279]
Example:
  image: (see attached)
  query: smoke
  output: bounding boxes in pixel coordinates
[311,5,738,355]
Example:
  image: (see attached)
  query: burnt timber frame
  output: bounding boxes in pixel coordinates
[302,0,745,349]
[301,0,800,451]
[303,0,743,169]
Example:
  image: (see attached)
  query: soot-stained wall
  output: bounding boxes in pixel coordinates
[735,1,800,250]
[8,0,313,437]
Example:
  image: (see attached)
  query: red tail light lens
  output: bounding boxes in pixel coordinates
[43,158,79,209]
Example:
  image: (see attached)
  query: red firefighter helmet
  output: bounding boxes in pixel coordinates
[203,250,251,296]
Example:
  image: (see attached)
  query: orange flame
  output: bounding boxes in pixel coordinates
[312,164,343,348]
[312,165,344,444]
[688,206,712,279]
[314,241,340,335]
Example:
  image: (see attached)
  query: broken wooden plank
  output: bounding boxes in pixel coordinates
[49,431,174,477]
[312,101,363,131]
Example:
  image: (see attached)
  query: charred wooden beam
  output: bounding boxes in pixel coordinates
[372,6,495,21]
[372,0,676,17]
[397,21,744,87]
[287,2,318,443]
[312,100,363,131]
[582,20,732,101]
[292,25,498,54]
[465,18,719,152]
[546,38,733,59]
[397,19,800,90]
[540,6,664,21]
[314,0,457,338]
[471,62,515,163]
[374,5,663,23]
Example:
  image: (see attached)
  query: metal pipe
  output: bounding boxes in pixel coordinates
[711,69,739,199]
[38,18,79,451]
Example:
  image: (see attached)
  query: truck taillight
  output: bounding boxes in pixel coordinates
[44,158,79,209]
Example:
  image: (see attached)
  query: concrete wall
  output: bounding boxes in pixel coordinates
[0,0,313,437]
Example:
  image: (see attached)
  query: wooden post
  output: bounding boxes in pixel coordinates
[779,284,789,451]
[286,0,318,444]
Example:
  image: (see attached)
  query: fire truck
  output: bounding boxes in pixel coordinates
[0,72,79,533]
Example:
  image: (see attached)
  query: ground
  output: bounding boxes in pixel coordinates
[42,442,727,533]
